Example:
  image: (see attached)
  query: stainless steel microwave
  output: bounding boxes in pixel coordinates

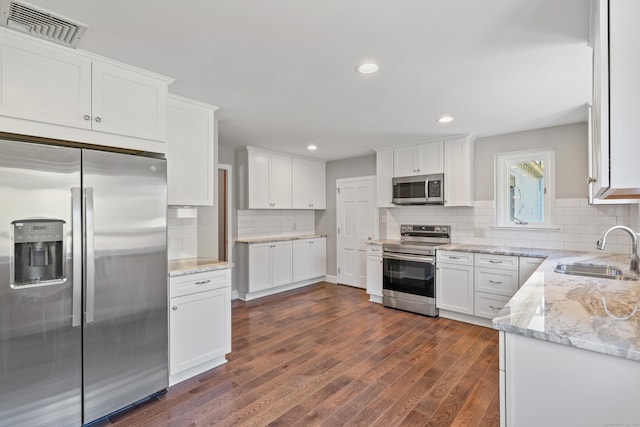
[392,173,444,205]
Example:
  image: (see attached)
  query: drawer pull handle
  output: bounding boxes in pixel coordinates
[489,305,502,310]
[448,256,460,259]
[488,280,503,284]
[489,260,503,264]
[195,280,211,285]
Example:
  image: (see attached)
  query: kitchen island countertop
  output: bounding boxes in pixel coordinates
[168,258,233,277]
[488,249,640,362]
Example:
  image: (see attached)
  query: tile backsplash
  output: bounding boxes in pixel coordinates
[168,207,198,260]
[383,198,639,254]
[238,209,315,239]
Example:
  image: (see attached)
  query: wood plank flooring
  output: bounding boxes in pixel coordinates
[107,282,500,426]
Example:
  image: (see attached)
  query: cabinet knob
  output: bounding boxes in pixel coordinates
[95,117,102,123]
[83,115,91,120]
[587,176,597,184]
[172,306,178,311]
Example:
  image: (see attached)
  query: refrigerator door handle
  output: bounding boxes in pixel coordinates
[84,187,96,323]
[71,187,82,327]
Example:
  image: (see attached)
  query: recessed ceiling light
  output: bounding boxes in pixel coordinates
[356,63,379,74]
[437,115,454,123]
[307,144,318,151]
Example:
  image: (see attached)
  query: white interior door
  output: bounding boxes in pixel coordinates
[336,177,377,288]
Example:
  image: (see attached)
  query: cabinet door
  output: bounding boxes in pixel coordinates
[308,160,326,209]
[167,96,216,206]
[248,243,273,291]
[269,154,292,208]
[436,263,474,314]
[417,141,444,175]
[444,137,473,207]
[169,287,231,376]
[92,60,168,141]
[0,34,92,129]
[247,150,271,208]
[311,238,327,277]
[393,145,417,177]
[366,255,383,298]
[519,257,543,286]
[376,149,394,207]
[292,239,313,281]
[291,158,310,209]
[271,241,293,287]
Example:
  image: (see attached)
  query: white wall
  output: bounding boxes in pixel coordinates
[168,207,198,260]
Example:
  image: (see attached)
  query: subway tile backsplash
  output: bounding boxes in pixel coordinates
[168,207,198,260]
[238,209,315,239]
[383,199,640,254]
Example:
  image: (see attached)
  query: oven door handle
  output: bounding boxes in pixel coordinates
[384,253,434,263]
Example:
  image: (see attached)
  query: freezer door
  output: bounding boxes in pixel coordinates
[0,140,82,427]
[82,149,168,423]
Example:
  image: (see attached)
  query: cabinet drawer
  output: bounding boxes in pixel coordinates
[474,253,518,271]
[170,269,231,298]
[474,268,519,296]
[367,244,383,256]
[436,250,473,266]
[474,292,511,319]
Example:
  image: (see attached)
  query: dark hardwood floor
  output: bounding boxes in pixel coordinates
[108,282,500,426]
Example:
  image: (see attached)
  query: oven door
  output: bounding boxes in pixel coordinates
[383,252,435,298]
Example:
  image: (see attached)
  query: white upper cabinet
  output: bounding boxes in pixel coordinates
[167,95,217,206]
[0,33,92,129]
[240,147,326,210]
[589,0,640,202]
[292,157,326,209]
[0,29,172,154]
[443,136,474,207]
[375,148,394,208]
[91,60,168,142]
[239,147,292,209]
[393,141,443,177]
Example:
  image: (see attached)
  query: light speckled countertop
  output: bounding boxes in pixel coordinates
[236,234,326,244]
[486,250,640,362]
[168,258,233,277]
[438,243,553,258]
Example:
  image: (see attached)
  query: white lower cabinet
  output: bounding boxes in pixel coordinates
[239,238,326,300]
[436,251,474,314]
[293,238,327,281]
[249,241,292,291]
[436,250,546,323]
[500,331,640,426]
[366,244,383,303]
[474,253,519,319]
[169,268,232,386]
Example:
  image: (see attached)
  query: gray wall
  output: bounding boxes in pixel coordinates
[475,122,588,200]
[315,154,376,276]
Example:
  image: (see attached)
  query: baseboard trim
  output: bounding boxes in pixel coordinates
[237,277,326,301]
[231,290,239,300]
[438,309,493,328]
[324,275,338,284]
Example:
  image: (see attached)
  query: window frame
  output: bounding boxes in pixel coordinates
[494,148,556,229]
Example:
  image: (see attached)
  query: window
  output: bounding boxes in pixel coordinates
[495,148,555,228]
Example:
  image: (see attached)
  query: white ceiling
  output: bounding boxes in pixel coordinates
[28,0,592,161]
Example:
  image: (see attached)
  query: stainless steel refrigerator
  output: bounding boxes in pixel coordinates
[0,139,168,426]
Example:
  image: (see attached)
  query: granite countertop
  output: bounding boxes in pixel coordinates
[491,250,640,362]
[168,258,233,277]
[438,243,554,258]
[236,234,326,244]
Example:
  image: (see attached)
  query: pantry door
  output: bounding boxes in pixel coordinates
[336,177,377,288]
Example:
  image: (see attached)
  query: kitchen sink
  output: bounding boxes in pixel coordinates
[554,263,635,281]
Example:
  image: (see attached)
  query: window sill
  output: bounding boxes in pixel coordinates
[491,225,560,232]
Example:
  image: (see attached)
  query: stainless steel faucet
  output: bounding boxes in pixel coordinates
[596,225,640,274]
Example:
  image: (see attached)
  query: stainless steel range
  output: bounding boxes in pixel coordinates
[382,225,451,316]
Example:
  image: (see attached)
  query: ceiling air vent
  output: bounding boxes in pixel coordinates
[0,0,88,48]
